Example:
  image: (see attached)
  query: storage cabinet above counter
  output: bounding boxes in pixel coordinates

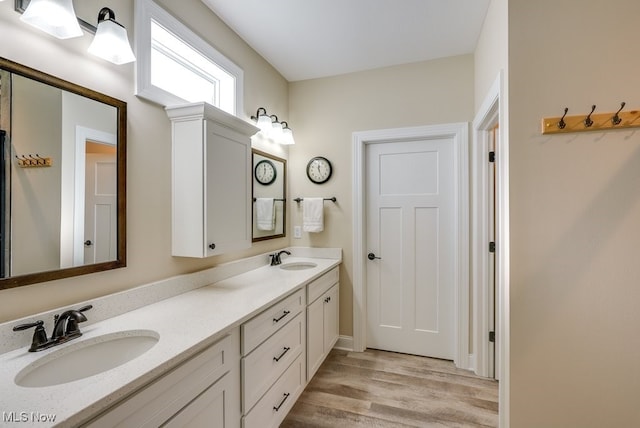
[166,103,259,257]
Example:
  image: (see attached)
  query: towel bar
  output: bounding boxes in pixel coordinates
[294,197,336,203]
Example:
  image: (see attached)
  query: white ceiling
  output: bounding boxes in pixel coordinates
[201,0,491,82]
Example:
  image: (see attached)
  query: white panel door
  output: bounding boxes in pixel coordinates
[366,138,455,359]
[84,153,117,264]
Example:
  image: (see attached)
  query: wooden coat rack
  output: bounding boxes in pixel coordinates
[541,103,640,135]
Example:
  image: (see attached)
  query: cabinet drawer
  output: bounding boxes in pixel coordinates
[307,267,338,304]
[242,312,304,413]
[86,331,237,428]
[241,288,305,355]
[242,354,305,428]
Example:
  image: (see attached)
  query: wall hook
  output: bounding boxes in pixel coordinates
[584,105,596,128]
[558,107,569,129]
[611,102,626,125]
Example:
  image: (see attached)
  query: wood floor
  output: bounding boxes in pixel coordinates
[281,349,498,427]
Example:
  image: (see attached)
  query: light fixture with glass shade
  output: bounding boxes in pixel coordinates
[281,122,295,145]
[252,107,273,134]
[250,108,295,145]
[269,115,284,140]
[20,0,83,39]
[87,7,136,65]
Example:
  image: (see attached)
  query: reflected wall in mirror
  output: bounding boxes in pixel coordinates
[0,57,126,290]
[252,150,286,242]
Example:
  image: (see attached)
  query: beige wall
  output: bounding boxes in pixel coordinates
[11,76,63,275]
[288,55,475,336]
[508,0,640,426]
[0,0,289,322]
[474,0,507,111]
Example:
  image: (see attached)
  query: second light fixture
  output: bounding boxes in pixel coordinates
[251,108,295,145]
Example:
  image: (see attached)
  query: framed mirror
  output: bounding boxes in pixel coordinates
[252,150,285,242]
[0,57,126,290]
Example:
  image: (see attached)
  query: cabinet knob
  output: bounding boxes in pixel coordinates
[208,243,216,250]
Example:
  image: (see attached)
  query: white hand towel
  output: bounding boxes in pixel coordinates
[302,198,324,233]
[256,198,276,231]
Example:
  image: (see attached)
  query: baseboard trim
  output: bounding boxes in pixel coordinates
[333,335,354,351]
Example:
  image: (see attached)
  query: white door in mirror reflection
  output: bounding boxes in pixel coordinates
[84,150,117,264]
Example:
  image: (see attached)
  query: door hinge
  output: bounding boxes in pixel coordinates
[489,331,496,342]
[489,151,495,163]
[489,242,496,253]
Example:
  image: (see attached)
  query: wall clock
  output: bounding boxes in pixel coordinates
[254,159,276,185]
[306,156,333,184]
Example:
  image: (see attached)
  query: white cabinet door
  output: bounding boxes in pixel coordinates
[162,372,237,428]
[307,283,339,381]
[166,102,258,258]
[306,294,324,380]
[323,285,339,353]
[204,120,252,256]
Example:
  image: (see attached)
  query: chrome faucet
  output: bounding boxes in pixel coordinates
[12,304,93,352]
[270,250,291,266]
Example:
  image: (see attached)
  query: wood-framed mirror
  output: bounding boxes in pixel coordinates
[252,149,286,242]
[0,57,126,290]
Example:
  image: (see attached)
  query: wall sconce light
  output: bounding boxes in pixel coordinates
[251,108,296,145]
[15,1,135,65]
[253,107,273,133]
[281,122,295,145]
[269,115,284,140]
[20,0,82,39]
[87,7,136,65]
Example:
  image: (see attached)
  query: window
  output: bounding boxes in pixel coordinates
[135,0,243,115]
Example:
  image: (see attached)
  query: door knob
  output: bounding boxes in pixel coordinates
[84,240,93,246]
[367,252,381,261]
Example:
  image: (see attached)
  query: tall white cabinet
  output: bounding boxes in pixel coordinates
[166,102,258,257]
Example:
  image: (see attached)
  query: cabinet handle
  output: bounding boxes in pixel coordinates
[273,310,290,323]
[208,243,216,250]
[273,392,290,412]
[324,296,331,303]
[273,346,291,362]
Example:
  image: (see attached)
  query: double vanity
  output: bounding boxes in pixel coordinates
[0,248,341,427]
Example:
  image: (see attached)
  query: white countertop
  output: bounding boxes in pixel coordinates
[0,253,340,427]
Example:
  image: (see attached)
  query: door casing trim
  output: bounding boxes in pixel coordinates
[352,122,470,369]
[471,76,500,378]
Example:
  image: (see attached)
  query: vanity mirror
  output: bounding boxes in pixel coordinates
[252,150,285,242]
[0,57,126,290]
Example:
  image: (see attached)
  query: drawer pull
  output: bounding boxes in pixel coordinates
[273,310,290,323]
[273,346,291,362]
[273,392,290,412]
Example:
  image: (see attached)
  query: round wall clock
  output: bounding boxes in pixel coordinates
[306,156,333,184]
[254,159,277,185]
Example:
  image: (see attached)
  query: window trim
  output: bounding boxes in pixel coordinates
[134,0,243,115]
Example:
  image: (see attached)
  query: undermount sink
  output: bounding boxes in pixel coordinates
[15,330,159,388]
[279,262,318,271]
